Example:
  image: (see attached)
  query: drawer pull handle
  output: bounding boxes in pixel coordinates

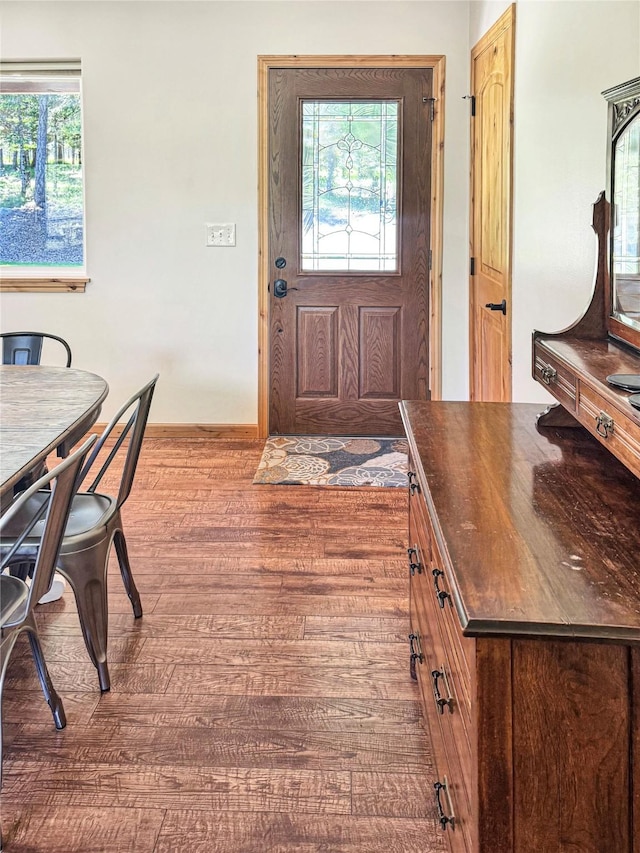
[434,778,456,830]
[407,471,421,495]
[409,632,424,681]
[432,568,452,608]
[595,411,614,439]
[407,546,422,575]
[431,665,454,714]
[540,364,557,385]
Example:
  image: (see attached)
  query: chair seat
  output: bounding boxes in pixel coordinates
[2,491,115,553]
[0,574,28,626]
[63,493,115,543]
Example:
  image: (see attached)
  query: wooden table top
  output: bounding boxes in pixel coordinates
[0,365,108,499]
[400,401,640,643]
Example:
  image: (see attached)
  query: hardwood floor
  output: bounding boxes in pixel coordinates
[1,439,445,852]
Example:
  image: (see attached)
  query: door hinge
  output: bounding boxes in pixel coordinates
[463,94,476,117]
[428,249,432,271]
[470,257,475,276]
[422,96,436,121]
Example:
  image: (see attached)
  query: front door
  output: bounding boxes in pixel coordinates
[469,6,515,402]
[267,66,433,435]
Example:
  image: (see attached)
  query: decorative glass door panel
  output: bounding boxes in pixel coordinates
[301,101,399,272]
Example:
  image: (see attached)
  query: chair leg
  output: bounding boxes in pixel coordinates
[24,616,66,730]
[1,626,66,789]
[58,550,111,692]
[113,530,142,619]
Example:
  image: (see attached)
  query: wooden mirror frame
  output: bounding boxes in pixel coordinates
[603,76,640,353]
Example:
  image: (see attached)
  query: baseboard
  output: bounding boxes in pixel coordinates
[91,423,259,439]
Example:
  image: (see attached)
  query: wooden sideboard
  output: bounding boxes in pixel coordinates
[400,400,640,853]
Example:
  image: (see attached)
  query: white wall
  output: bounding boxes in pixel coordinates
[469,0,511,45]
[0,0,471,423]
[2,1,638,423]
[511,0,640,402]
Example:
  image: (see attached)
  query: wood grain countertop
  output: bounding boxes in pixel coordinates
[400,400,640,643]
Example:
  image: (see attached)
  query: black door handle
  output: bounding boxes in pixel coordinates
[485,299,507,315]
[273,279,298,298]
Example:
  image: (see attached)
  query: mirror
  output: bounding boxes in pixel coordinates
[612,112,640,335]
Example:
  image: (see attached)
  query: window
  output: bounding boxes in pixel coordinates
[0,60,88,291]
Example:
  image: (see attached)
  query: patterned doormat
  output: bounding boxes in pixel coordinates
[253,436,409,487]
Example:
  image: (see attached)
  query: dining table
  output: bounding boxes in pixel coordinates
[0,365,109,501]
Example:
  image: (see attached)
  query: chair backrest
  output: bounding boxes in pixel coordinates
[78,374,158,509]
[1,436,96,612]
[1,332,72,367]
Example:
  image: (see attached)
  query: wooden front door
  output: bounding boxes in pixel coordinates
[267,66,433,435]
[469,6,515,402]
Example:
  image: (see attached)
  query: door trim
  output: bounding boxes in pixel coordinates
[257,54,446,438]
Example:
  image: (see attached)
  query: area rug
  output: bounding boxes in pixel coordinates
[253,435,409,487]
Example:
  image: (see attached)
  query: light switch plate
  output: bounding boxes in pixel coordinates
[206,223,236,247]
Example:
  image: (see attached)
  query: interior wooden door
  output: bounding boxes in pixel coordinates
[469,6,515,402]
[268,66,433,435]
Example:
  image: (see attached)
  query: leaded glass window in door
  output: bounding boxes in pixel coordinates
[301,101,399,272]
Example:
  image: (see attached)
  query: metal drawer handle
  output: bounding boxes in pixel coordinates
[409,632,424,681]
[540,364,557,385]
[407,471,421,495]
[432,568,452,608]
[431,667,453,714]
[595,411,614,439]
[434,778,456,830]
[407,546,422,576]
[431,665,454,714]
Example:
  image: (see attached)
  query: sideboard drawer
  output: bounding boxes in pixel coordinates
[533,343,578,412]
[409,498,474,821]
[578,385,640,478]
[408,461,473,722]
[410,590,473,853]
[422,505,475,706]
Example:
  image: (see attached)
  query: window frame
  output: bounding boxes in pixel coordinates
[0,60,89,293]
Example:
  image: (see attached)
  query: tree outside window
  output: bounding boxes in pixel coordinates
[0,63,85,275]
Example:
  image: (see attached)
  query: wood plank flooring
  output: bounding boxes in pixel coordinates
[1,439,445,852]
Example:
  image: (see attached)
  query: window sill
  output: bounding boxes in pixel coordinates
[0,277,89,293]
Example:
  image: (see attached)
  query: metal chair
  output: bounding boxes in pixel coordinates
[2,375,158,692]
[0,436,96,786]
[1,331,72,367]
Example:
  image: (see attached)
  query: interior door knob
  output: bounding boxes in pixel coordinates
[485,299,507,315]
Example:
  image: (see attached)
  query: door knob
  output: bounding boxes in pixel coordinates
[273,279,288,298]
[485,299,507,315]
[272,279,298,298]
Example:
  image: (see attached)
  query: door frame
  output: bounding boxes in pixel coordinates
[257,54,446,438]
